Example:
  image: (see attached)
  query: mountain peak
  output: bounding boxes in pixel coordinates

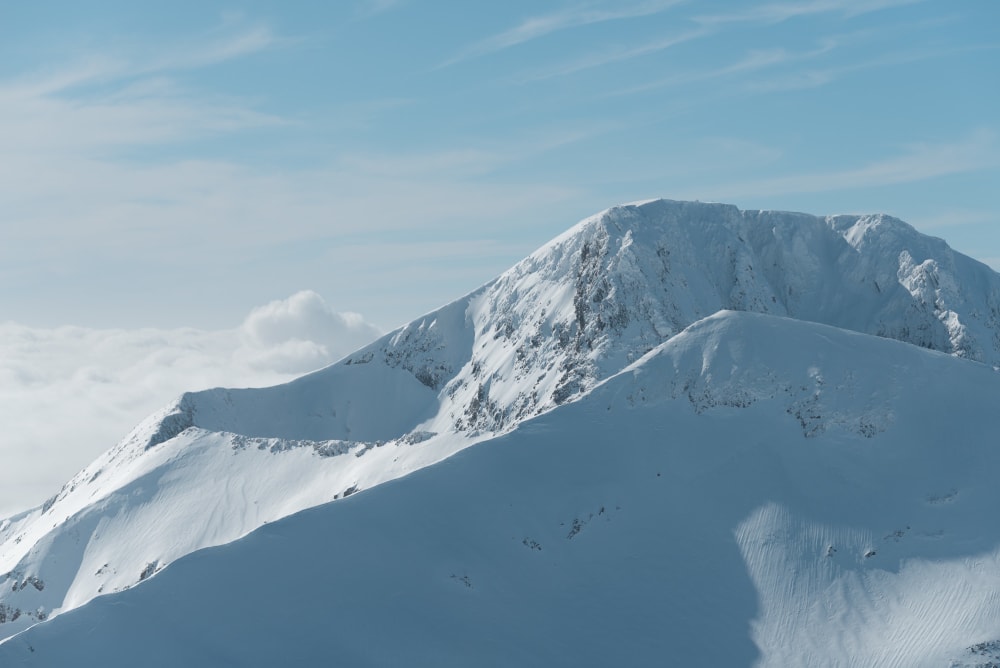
[6,301,1000,667]
[151,199,999,445]
[2,198,999,642]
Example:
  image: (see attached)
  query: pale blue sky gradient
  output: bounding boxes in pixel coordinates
[2,0,998,330]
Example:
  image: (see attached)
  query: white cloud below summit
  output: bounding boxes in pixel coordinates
[0,291,381,517]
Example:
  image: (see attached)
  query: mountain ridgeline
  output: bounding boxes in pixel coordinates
[2,199,1000,666]
[161,199,1000,443]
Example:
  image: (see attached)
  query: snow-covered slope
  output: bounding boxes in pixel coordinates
[3,311,1000,667]
[2,199,1000,657]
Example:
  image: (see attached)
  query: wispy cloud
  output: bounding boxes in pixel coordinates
[441,0,685,67]
[147,24,281,71]
[0,86,283,160]
[609,17,978,98]
[744,43,1000,92]
[0,25,289,277]
[708,129,1000,198]
[694,0,925,26]
[612,42,831,96]
[520,0,939,83]
[0,12,599,236]
[0,21,289,166]
[518,27,709,81]
[0,38,589,325]
[355,0,406,18]
[4,23,281,100]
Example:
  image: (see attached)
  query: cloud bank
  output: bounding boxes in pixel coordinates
[239,290,382,374]
[0,291,381,518]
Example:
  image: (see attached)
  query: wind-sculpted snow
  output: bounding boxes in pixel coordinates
[2,199,1000,651]
[614,311,902,439]
[444,200,1000,435]
[0,421,477,639]
[3,311,1000,666]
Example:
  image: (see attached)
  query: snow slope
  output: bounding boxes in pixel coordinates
[2,199,1000,660]
[2,312,1000,667]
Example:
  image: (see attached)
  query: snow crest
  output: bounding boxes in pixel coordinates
[3,199,1000,643]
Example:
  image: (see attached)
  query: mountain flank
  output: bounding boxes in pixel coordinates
[2,199,999,666]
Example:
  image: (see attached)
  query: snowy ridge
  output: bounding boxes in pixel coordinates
[2,199,1000,652]
[121,200,1000,440]
[3,311,1000,666]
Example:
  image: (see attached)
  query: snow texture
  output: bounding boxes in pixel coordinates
[2,199,1000,666]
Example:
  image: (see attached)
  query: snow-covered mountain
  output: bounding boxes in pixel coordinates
[2,199,1000,665]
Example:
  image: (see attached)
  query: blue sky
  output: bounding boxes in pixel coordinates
[3,0,998,331]
[0,0,998,514]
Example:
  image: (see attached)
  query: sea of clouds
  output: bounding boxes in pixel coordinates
[0,291,382,517]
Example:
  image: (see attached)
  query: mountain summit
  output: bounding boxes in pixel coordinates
[2,200,1000,666]
[135,199,1000,439]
